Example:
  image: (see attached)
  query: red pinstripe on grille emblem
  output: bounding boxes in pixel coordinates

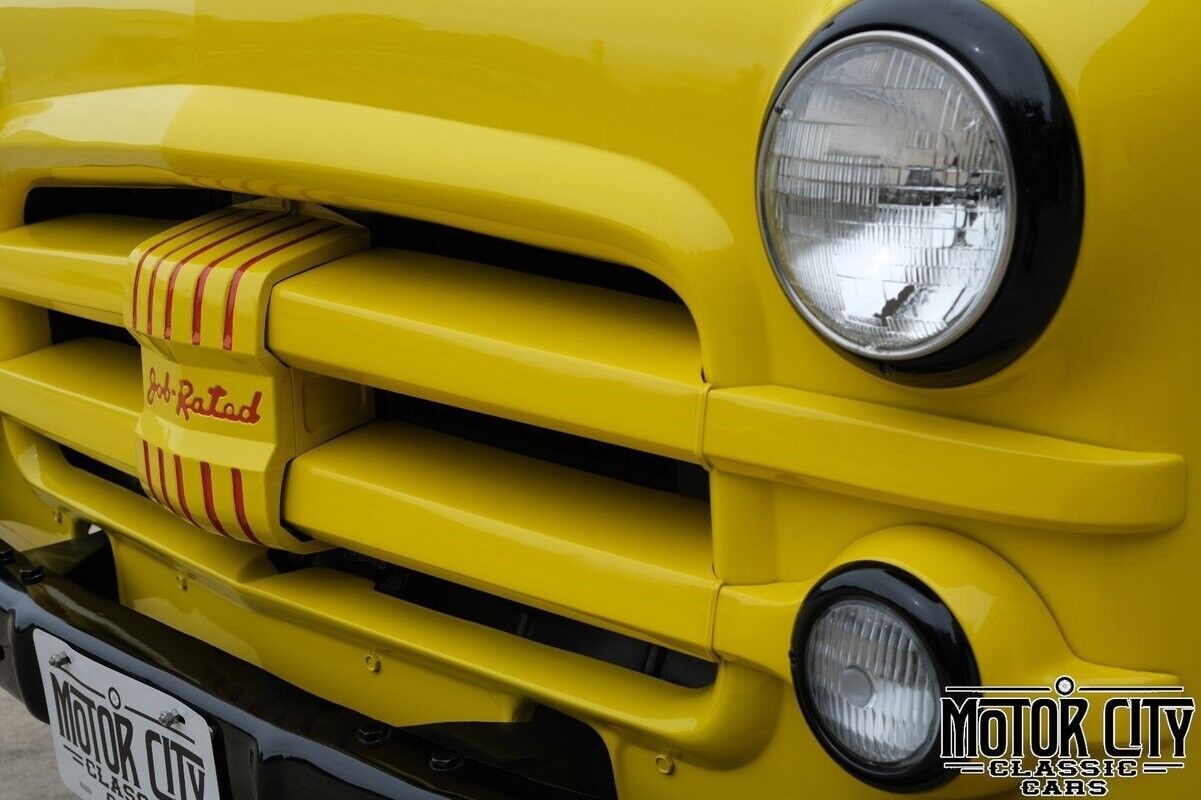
[131,212,235,330]
[145,214,252,335]
[162,212,280,340]
[142,440,160,503]
[191,217,314,346]
[200,461,231,538]
[156,448,175,514]
[223,223,339,350]
[135,211,352,550]
[230,468,262,545]
[174,454,196,525]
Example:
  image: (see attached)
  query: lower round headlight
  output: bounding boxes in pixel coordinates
[792,564,978,791]
[805,599,940,767]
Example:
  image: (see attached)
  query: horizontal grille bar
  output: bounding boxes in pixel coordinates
[0,214,175,326]
[0,338,140,474]
[288,421,715,656]
[269,247,705,461]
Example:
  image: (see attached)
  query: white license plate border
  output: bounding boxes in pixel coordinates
[32,628,222,800]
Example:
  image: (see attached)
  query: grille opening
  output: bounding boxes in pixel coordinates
[48,310,137,348]
[271,548,718,690]
[24,187,233,225]
[377,392,710,502]
[331,208,685,304]
[25,186,706,498]
[61,445,145,497]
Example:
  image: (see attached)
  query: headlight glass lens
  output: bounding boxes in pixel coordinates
[804,599,940,766]
[760,32,1014,359]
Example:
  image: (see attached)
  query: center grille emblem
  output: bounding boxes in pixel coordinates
[125,203,370,551]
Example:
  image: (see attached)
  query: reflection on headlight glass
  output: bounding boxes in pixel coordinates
[762,35,1013,359]
[805,599,940,765]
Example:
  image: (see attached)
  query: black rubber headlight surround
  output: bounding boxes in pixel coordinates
[758,0,1084,385]
[791,563,979,792]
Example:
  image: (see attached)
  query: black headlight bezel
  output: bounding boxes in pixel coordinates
[759,0,1084,386]
[790,562,980,792]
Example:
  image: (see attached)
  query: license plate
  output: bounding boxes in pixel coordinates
[33,629,220,800]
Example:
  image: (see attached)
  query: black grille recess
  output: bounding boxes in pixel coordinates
[271,549,718,690]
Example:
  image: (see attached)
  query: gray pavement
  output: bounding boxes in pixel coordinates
[0,690,74,800]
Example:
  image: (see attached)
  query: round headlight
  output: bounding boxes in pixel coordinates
[792,563,979,791]
[759,31,1015,361]
[804,599,939,766]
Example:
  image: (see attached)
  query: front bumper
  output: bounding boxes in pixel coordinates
[0,533,615,800]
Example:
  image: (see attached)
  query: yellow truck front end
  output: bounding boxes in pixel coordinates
[1,0,1198,797]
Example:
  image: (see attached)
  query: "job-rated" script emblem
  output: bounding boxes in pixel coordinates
[146,367,263,425]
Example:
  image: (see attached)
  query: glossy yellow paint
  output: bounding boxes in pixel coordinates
[0,300,80,540]
[0,338,141,473]
[0,0,1197,797]
[0,214,172,325]
[705,385,1186,534]
[270,248,707,461]
[287,421,717,656]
